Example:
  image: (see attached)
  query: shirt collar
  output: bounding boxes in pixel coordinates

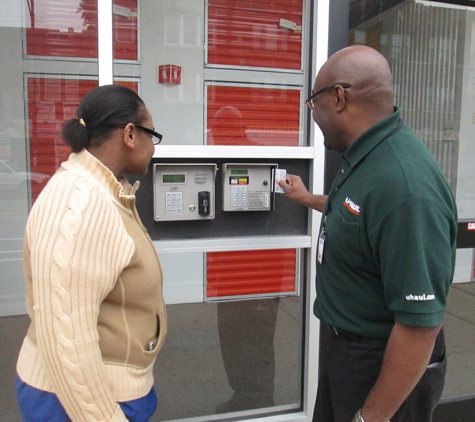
[343,106,401,169]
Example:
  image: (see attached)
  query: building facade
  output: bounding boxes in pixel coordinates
[0,0,474,420]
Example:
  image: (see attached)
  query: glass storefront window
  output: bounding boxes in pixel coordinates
[348,0,475,408]
[1,0,312,420]
[206,84,301,146]
[25,0,138,60]
[206,0,303,71]
[206,249,298,298]
[25,78,139,203]
[0,1,326,421]
[137,0,308,147]
[123,0,310,419]
[26,77,95,200]
[0,1,98,316]
[151,296,304,421]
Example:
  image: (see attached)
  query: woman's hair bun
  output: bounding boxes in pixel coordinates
[61,118,89,153]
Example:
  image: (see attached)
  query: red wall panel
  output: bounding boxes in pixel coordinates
[26,0,137,60]
[27,78,138,202]
[207,85,300,146]
[207,0,303,70]
[206,249,297,298]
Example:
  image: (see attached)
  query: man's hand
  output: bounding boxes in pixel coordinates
[276,174,327,212]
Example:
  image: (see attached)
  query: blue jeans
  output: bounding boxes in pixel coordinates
[16,375,158,422]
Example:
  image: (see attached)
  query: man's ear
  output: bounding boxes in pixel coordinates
[122,123,136,149]
[334,85,347,112]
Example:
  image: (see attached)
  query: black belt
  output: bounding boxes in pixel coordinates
[325,323,387,343]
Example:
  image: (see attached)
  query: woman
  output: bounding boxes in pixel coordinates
[16,85,167,422]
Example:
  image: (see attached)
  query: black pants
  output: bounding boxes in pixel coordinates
[313,324,447,422]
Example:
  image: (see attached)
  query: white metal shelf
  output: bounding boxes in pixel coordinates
[153,145,315,159]
[154,235,312,254]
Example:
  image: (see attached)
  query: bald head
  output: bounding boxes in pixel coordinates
[311,45,395,151]
[318,45,394,116]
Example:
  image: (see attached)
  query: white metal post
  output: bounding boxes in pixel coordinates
[98,0,113,85]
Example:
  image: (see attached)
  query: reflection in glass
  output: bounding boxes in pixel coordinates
[207,249,299,415]
[0,160,50,198]
[25,0,138,60]
[26,78,139,203]
[153,297,302,421]
[348,0,475,407]
[206,85,301,146]
[216,298,280,413]
[350,1,464,198]
[207,0,303,70]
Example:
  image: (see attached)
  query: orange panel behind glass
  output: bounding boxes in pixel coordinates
[27,78,138,202]
[207,85,300,146]
[25,0,137,60]
[207,0,303,70]
[207,249,297,298]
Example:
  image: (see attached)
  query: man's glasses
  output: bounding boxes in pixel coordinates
[305,83,351,109]
[134,125,163,145]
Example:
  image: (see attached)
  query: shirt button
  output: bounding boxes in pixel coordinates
[341,169,345,174]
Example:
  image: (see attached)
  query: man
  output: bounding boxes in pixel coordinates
[277,45,457,422]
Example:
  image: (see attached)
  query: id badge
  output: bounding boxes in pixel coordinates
[317,231,325,264]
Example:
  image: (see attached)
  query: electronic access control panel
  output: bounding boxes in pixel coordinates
[153,163,217,221]
[222,163,282,212]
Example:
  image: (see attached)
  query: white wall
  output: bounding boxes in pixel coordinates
[140,0,205,146]
[0,0,22,27]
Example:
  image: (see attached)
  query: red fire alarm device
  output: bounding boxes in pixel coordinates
[158,64,181,84]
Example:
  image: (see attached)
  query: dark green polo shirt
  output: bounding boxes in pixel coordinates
[314,107,457,340]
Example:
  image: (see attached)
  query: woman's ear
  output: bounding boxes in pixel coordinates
[122,123,136,149]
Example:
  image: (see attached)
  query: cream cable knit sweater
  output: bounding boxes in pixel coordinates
[17,149,167,421]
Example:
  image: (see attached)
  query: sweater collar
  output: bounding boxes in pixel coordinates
[61,149,140,209]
